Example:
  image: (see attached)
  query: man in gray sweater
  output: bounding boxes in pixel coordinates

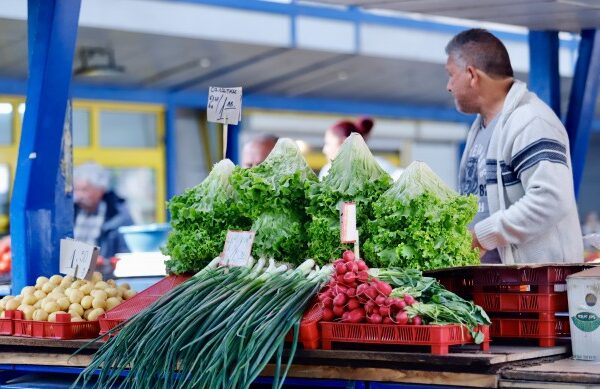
[445,28,583,264]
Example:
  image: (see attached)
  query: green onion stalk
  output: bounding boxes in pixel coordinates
[73,258,330,389]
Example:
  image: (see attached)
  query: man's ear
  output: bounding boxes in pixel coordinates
[466,65,479,87]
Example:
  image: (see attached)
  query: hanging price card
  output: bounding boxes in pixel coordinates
[221,230,255,267]
[340,202,358,243]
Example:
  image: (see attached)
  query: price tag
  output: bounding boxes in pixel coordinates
[59,238,99,280]
[340,202,358,243]
[221,231,255,267]
[207,86,242,125]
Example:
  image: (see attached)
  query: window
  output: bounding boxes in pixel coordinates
[0,103,13,145]
[73,109,91,147]
[100,111,157,148]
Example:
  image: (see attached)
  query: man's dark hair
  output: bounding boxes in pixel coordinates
[445,28,514,79]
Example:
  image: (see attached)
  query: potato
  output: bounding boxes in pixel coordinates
[33,290,47,300]
[56,297,71,311]
[94,281,109,290]
[123,290,137,300]
[68,289,84,305]
[49,274,63,286]
[21,286,36,296]
[0,300,5,310]
[71,317,84,322]
[0,311,4,318]
[60,276,74,288]
[32,309,48,321]
[87,308,105,321]
[48,292,65,301]
[119,283,131,290]
[83,308,93,320]
[33,301,42,309]
[91,271,103,283]
[5,298,21,311]
[107,279,116,287]
[105,288,118,298]
[48,311,68,323]
[79,284,93,295]
[81,296,93,310]
[35,276,49,288]
[68,310,82,320]
[106,297,121,311]
[18,305,35,320]
[42,301,60,314]
[68,303,84,317]
[41,283,54,294]
[22,294,37,306]
[90,290,108,301]
[92,298,106,310]
[71,280,84,289]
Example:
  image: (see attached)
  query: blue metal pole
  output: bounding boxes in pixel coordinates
[10,0,81,293]
[225,123,241,165]
[564,29,600,197]
[165,103,177,203]
[528,31,561,116]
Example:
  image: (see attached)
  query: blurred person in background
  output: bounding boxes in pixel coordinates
[320,117,400,180]
[241,134,279,168]
[446,28,582,264]
[74,162,133,277]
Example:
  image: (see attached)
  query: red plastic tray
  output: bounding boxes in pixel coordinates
[424,268,474,297]
[99,275,191,335]
[320,322,490,355]
[473,292,568,313]
[285,301,322,350]
[13,311,100,340]
[489,316,570,347]
[0,310,15,335]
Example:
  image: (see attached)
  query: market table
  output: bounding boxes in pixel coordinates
[0,336,572,388]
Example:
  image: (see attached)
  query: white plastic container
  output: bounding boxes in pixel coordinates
[567,266,600,361]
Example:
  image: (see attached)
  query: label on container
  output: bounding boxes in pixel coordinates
[221,230,255,267]
[340,202,358,243]
[571,311,600,332]
[207,86,242,125]
[59,238,99,280]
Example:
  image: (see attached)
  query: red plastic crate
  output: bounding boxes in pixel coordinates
[99,275,191,335]
[489,316,570,347]
[473,265,588,293]
[13,311,100,340]
[284,301,322,350]
[424,267,474,297]
[473,292,568,313]
[319,322,490,355]
[0,310,15,335]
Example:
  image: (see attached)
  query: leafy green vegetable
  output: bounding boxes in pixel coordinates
[164,159,251,274]
[364,161,478,270]
[232,139,317,263]
[307,133,392,265]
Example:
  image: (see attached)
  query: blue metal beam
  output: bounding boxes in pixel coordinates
[565,29,600,197]
[528,31,561,116]
[225,123,241,165]
[10,0,81,293]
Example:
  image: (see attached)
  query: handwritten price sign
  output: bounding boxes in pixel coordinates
[340,202,358,243]
[59,238,99,280]
[207,87,242,125]
[222,230,255,267]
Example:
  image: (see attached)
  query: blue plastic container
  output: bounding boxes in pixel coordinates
[118,223,171,253]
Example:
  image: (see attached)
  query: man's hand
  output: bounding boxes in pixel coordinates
[470,229,487,258]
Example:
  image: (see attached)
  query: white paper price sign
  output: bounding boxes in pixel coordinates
[340,202,358,243]
[207,87,242,125]
[59,238,99,280]
[221,231,255,267]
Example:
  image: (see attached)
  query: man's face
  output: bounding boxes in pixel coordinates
[446,55,478,114]
[74,180,105,213]
[241,142,269,168]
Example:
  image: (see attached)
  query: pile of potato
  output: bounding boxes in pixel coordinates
[0,271,136,322]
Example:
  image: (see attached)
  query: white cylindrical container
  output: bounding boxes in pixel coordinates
[567,267,600,361]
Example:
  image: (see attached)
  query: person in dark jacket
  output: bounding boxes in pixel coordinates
[74,163,133,276]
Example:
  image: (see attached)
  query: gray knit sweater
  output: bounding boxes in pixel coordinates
[461,80,583,264]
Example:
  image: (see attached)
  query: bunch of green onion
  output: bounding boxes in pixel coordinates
[74,257,330,389]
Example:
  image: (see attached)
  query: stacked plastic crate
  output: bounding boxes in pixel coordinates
[471,265,587,347]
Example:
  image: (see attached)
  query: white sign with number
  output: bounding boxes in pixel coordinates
[59,238,99,280]
[340,202,358,243]
[207,87,242,125]
[221,231,255,267]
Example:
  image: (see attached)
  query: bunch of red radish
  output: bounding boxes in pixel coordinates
[319,250,422,325]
